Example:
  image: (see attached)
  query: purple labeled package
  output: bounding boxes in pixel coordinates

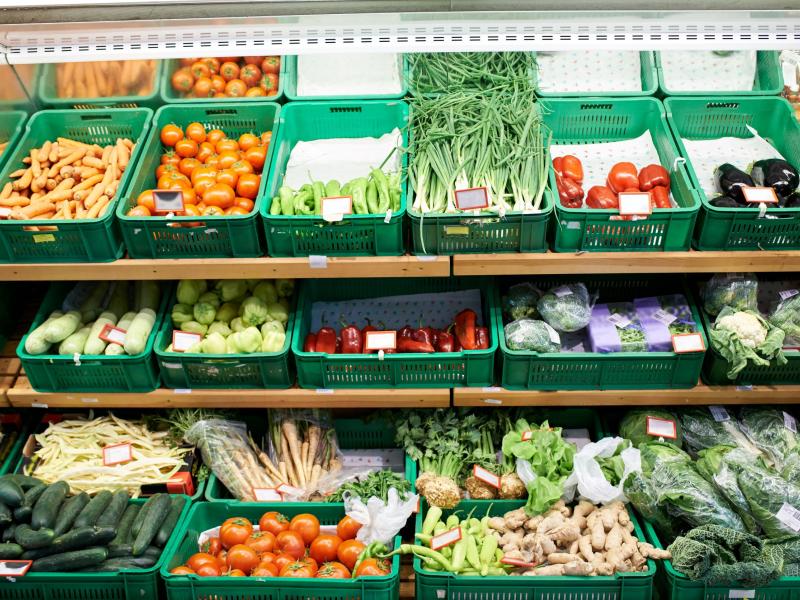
[588,302,645,353]
[634,294,696,352]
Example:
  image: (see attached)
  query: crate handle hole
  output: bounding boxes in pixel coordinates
[330,107,362,113]
[580,103,613,111]
[80,114,113,121]
[204,109,237,116]
[23,225,59,232]
[706,102,739,109]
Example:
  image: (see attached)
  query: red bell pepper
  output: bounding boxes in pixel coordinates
[586,186,619,209]
[362,318,377,336]
[303,333,317,353]
[554,155,583,183]
[475,327,489,350]
[397,337,435,353]
[454,309,477,350]
[398,325,414,339]
[651,185,671,209]
[413,326,436,347]
[436,330,455,353]
[638,164,670,192]
[607,162,639,194]
[340,319,362,354]
[315,327,337,354]
[556,172,583,208]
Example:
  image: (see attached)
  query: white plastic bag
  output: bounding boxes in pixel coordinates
[344,487,418,546]
[564,437,641,505]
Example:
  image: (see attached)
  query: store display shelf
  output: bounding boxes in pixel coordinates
[0,340,22,408]
[0,255,450,281]
[454,384,800,406]
[453,250,800,276]
[6,377,451,408]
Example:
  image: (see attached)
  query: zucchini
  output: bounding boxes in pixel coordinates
[73,490,112,529]
[154,496,186,547]
[132,494,170,556]
[0,543,22,559]
[0,478,24,507]
[22,526,116,560]
[32,481,69,530]
[0,502,12,527]
[31,546,108,572]
[111,504,139,546]
[95,490,128,529]
[54,492,90,536]
[1,524,15,542]
[3,474,43,490]
[14,524,55,549]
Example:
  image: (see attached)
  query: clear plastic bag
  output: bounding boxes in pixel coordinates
[679,408,762,456]
[768,291,800,342]
[564,437,641,505]
[504,318,560,352]
[739,408,800,471]
[344,487,418,546]
[537,282,593,333]
[702,273,758,317]
[503,282,541,322]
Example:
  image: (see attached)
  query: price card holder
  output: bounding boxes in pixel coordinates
[253,487,283,501]
[618,192,652,216]
[173,330,203,353]
[728,591,756,599]
[153,190,185,214]
[431,527,462,551]
[472,465,500,489]
[365,330,397,352]
[103,442,133,466]
[742,187,779,204]
[521,431,533,441]
[321,196,353,223]
[672,333,705,353]
[646,416,677,439]
[0,560,32,576]
[98,324,127,345]
[454,187,489,211]
[167,472,194,496]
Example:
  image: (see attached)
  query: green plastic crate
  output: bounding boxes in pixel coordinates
[656,51,783,96]
[162,502,401,600]
[0,108,152,263]
[0,495,190,600]
[498,276,707,390]
[535,51,658,97]
[0,413,28,475]
[17,282,169,392]
[205,416,411,502]
[0,111,27,173]
[159,58,285,104]
[261,100,407,257]
[415,500,655,600]
[546,97,701,252]
[292,277,498,388]
[38,61,164,109]
[284,54,408,101]
[665,96,800,250]
[117,102,279,259]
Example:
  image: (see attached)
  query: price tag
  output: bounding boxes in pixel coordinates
[172,330,203,352]
[454,187,489,211]
[501,556,537,568]
[153,189,185,214]
[365,330,397,351]
[521,431,533,441]
[32,234,55,243]
[618,192,652,216]
[742,187,779,204]
[321,196,352,222]
[431,527,462,551]
[784,411,797,433]
[98,324,127,345]
[103,442,133,466]
[484,398,502,405]
[672,333,705,353]
[776,502,800,532]
[647,416,677,439]
[709,405,730,422]
[780,289,800,301]
[728,591,756,599]
[444,225,469,236]
[472,465,500,489]
[0,560,32,576]
[277,483,305,498]
[253,487,283,501]
[553,285,573,298]
[308,255,328,269]
[607,313,632,329]
[652,309,677,326]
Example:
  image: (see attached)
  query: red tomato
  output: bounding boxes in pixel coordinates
[203,183,236,208]
[244,145,267,171]
[275,530,305,559]
[182,203,201,216]
[279,561,315,578]
[238,133,260,151]
[245,87,266,97]
[259,552,277,564]
[234,196,255,212]
[337,539,366,571]
[194,177,216,197]
[219,517,253,550]
[136,190,156,212]
[261,56,280,75]
[225,206,250,216]
[187,552,218,572]
[273,551,296,572]
[196,142,216,163]
[155,163,176,179]
[185,122,207,144]
[259,512,290,536]
[160,124,183,148]
[127,205,151,217]
[220,61,240,82]
[252,561,279,577]
[244,56,265,65]
[171,68,194,93]
[175,138,199,159]
[210,74,226,93]
[336,516,362,541]
[202,205,225,216]
[289,514,320,546]
[245,531,275,554]
[228,569,246,577]
[240,64,262,88]
[225,79,247,97]
[157,171,191,190]
[206,128,226,146]
[355,558,391,577]
[227,544,260,574]
[230,160,254,177]
[190,61,211,80]
[309,535,342,565]
[215,168,239,188]
[161,152,181,166]
[316,562,351,579]
[178,157,201,178]
[216,138,239,154]
[259,73,279,93]
[195,563,221,577]
[217,150,240,170]
[193,77,213,98]
[170,566,195,575]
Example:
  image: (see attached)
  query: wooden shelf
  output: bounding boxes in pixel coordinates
[0,255,450,281]
[6,378,451,409]
[454,384,800,406]
[453,250,800,276]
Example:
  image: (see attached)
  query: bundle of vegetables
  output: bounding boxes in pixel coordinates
[321,470,411,504]
[679,407,761,456]
[0,474,184,572]
[710,160,800,208]
[167,278,292,354]
[408,52,537,95]
[24,413,189,497]
[24,281,161,357]
[408,89,550,216]
[170,56,280,99]
[270,169,401,216]
[708,307,786,379]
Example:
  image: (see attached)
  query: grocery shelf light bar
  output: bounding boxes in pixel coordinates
[1,10,799,63]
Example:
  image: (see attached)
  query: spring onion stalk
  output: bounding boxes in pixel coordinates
[409,52,538,95]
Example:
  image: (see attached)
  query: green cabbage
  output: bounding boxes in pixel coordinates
[619,409,681,449]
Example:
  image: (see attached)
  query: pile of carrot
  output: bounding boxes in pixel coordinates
[0,136,134,222]
[56,60,156,98]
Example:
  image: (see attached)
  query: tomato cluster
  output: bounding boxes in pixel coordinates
[170,56,280,99]
[170,512,391,579]
[128,122,270,218]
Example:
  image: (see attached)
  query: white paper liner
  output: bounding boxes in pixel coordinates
[661,51,757,92]
[537,51,642,93]
[297,54,403,97]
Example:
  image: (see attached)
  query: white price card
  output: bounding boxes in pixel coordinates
[521,431,533,441]
[607,313,632,329]
[780,289,800,301]
[172,330,203,353]
[776,502,800,532]
[728,591,756,599]
[321,196,353,222]
[365,330,397,351]
[0,560,32,576]
[431,527,462,551]
[743,187,779,204]
[454,187,489,211]
[103,442,133,466]
[652,309,677,326]
[784,411,797,433]
[153,189,185,213]
[709,406,731,422]
[647,416,677,439]
[277,483,305,498]
[98,324,127,345]
[472,465,501,489]
[253,487,283,501]
[618,192,652,216]
[672,333,705,353]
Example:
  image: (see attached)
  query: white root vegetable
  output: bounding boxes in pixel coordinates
[563,561,594,576]
[578,535,594,562]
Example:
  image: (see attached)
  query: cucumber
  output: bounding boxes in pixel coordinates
[13,485,47,523]
[13,506,31,523]
[54,492,90,536]
[95,490,129,529]
[0,502,12,527]
[107,544,160,559]
[1,524,15,542]
[73,490,112,529]
[22,526,116,560]
[14,524,55,549]
[3,474,44,490]
[32,481,69,530]
[80,555,157,571]
[154,496,186,547]
[130,498,153,539]
[111,504,139,546]
[0,543,22,559]
[0,478,24,507]
[132,494,170,556]
[31,546,108,572]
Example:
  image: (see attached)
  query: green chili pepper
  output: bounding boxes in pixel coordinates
[450,538,467,572]
[312,181,326,215]
[325,180,341,197]
[350,177,369,215]
[269,196,281,215]
[422,506,442,536]
[445,514,459,529]
[465,534,481,571]
[294,189,315,215]
[278,186,295,216]
[366,179,379,214]
[371,168,391,213]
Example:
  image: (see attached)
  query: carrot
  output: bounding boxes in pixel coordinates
[37,141,51,163]
[73,174,102,192]
[45,179,57,191]
[116,138,130,170]
[48,148,86,177]
[13,168,32,191]
[21,156,31,164]
[61,199,72,220]
[0,182,12,201]
[31,174,46,194]
[48,143,59,164]
[15,201,56,219]
[82,156,104,169]
[86,195,108,218]
[29,149,41,177]
[8,169,26,179]
[0,196,29,208]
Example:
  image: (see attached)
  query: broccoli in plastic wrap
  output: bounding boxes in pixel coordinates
[537,282,593,333]
[504,318,561,353]
[502,282,541,322]
[702,273,758,317]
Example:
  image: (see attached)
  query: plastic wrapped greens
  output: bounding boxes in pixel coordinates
[503,282,541,322]
[619,409,681,448]
[736,465,800,539]
[739,408,800,470]
[504,318,561,352]
[679,408,762,456]
[588,302,645,353]
[634,294,698,351]
[695,446,761,534]
[768,290,800,342]
[537,282,592,333]
[702,273,758,317]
